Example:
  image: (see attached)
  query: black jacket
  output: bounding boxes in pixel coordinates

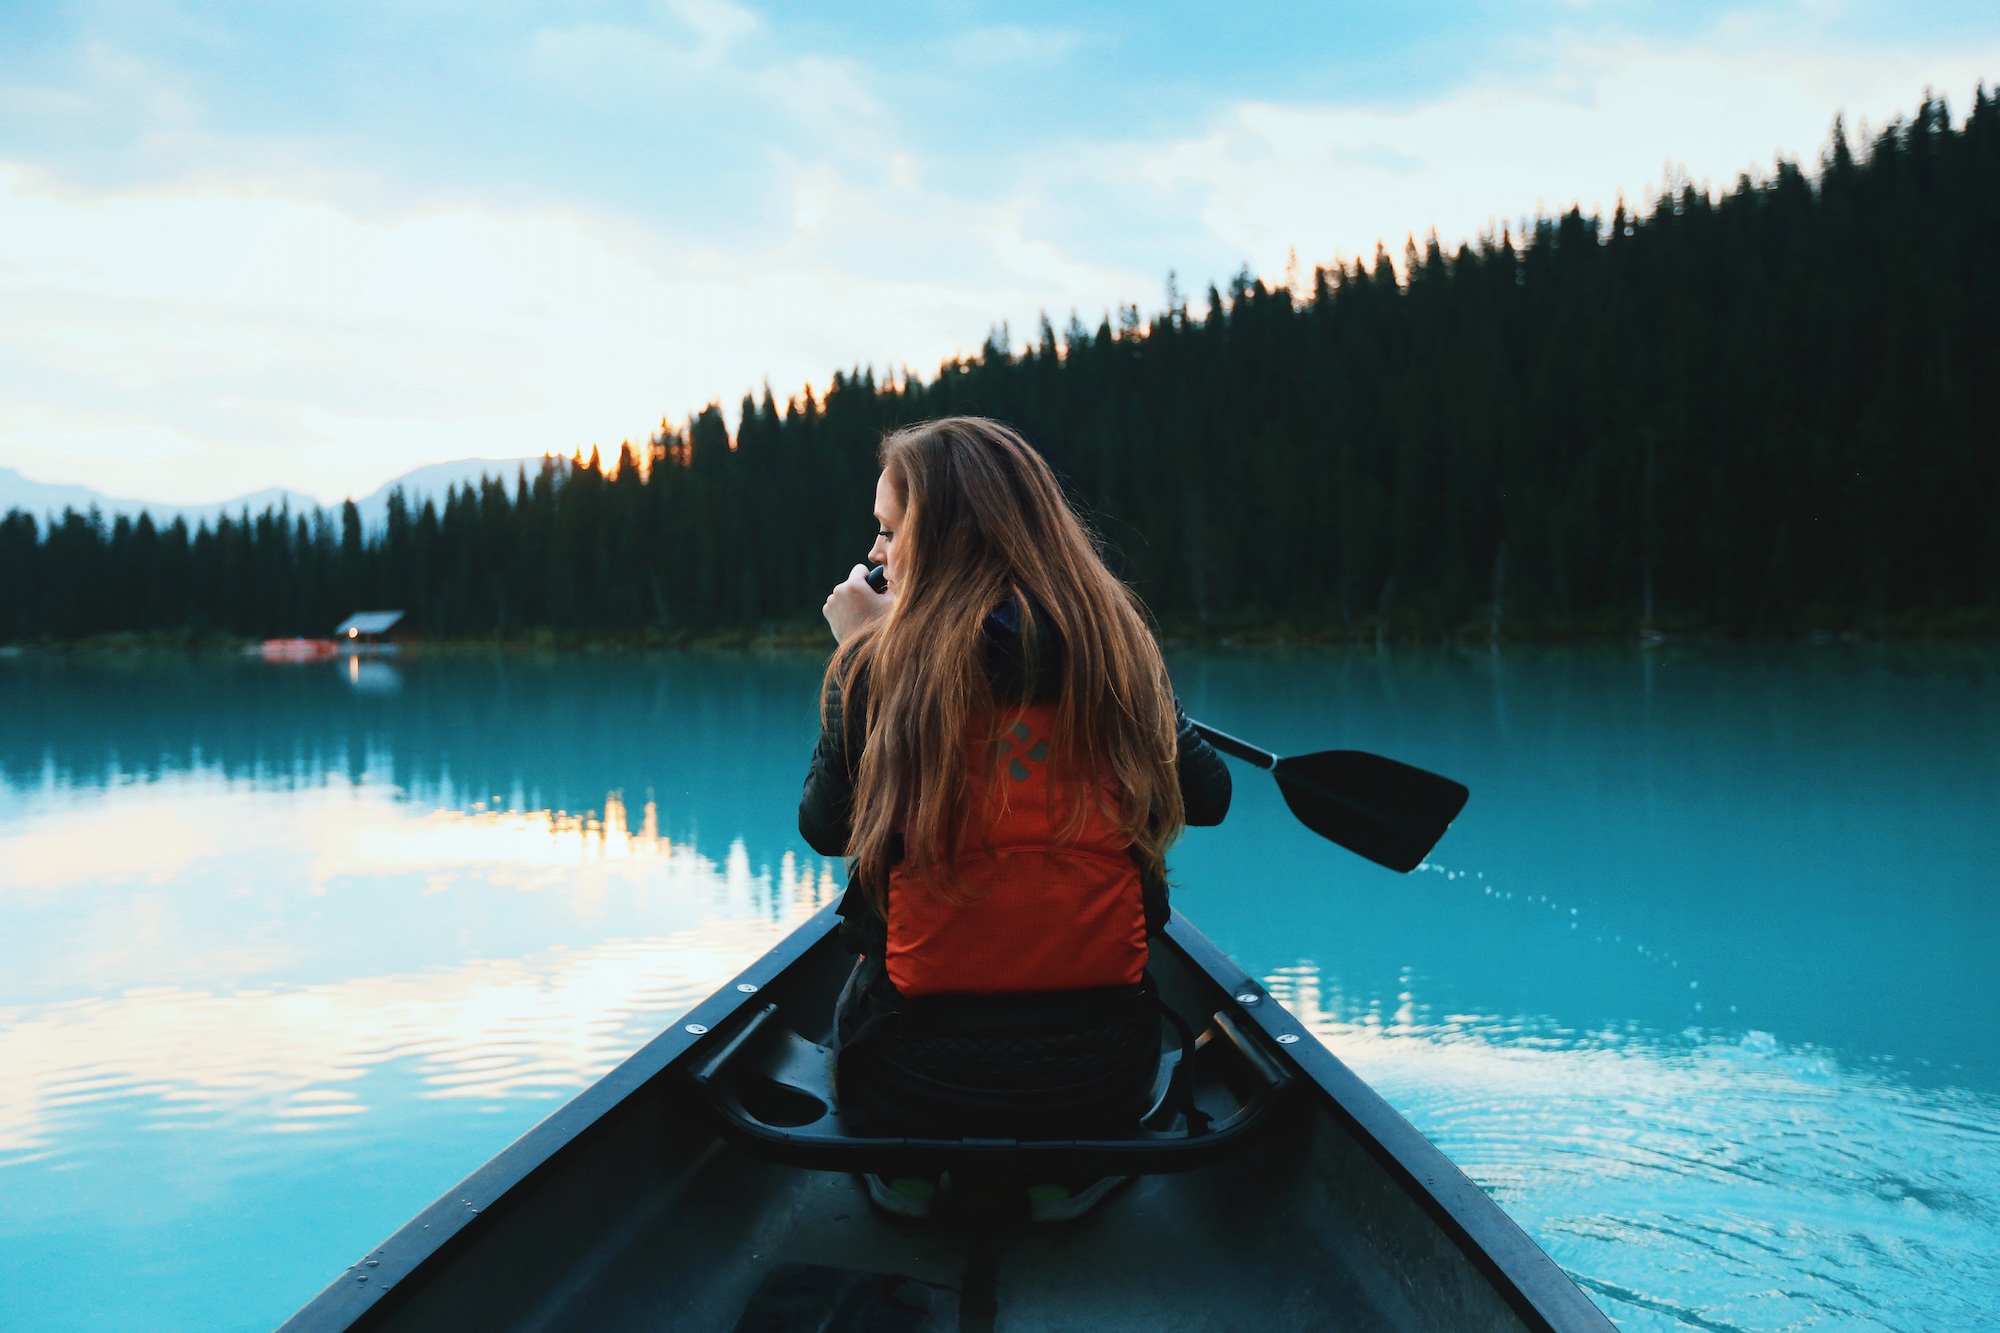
[798,602,1232,958]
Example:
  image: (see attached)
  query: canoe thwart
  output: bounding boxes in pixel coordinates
[688,1001,1293,1176]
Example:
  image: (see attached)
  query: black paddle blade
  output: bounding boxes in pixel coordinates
[1271,750,1470,873]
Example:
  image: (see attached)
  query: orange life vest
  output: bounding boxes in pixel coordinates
[884,703,1149,999]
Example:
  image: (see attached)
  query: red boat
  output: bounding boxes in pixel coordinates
[259,638,339,660]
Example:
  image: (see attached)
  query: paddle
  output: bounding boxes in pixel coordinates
[858,565,1466,869]
[1188,720,1469,873]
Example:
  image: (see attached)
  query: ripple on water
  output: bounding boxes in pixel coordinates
[0,912,816,1168]
[1266,965,2000,1332]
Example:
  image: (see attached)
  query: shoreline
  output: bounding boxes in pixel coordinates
[4,617,1997,659]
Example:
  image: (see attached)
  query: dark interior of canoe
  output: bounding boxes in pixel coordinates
[282,908,1610,1333]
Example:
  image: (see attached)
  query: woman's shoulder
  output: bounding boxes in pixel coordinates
[981,595,1065,701]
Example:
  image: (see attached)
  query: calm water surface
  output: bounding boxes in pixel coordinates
[1,647,1995,1331]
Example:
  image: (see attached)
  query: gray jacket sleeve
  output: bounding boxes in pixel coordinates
[798,666,862,858]
[1174,699,1232,826]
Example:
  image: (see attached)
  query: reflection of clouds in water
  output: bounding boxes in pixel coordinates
[1,790,226,893]
[319,789,706,898]
[2,775,767,897]
[0,911,823,1163]
[0,774,839,1165]
[1265,961,2000,1333]
[0,773,842,1000]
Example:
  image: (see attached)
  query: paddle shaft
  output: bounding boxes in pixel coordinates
[1188,721,1277,771]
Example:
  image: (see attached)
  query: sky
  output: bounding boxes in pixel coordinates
[1,1,1996,507]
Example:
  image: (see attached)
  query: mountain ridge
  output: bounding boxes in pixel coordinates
[0,457,552,533]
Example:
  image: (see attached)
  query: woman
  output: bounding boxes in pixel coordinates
[798,417,1230,1155]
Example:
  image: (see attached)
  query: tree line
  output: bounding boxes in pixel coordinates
[3,88,1996,644]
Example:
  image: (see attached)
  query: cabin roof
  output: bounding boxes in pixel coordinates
[334,610,405,636]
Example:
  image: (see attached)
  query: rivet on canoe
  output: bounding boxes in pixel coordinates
[685,1023,709,1035]
[736,983,759,993]
[1276,1033,1300,1044]
[1236,993,1260,1005]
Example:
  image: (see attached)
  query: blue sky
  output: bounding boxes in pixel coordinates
[2,1,1995,505]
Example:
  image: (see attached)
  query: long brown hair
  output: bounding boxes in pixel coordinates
[829,417,1184,908]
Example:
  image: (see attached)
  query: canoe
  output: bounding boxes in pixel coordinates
[279,904,1613,1332]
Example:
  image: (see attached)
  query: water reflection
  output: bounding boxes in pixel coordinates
[1267,957,2000,1332]
[0,671,839,1333]
[1,647,1997,1333]
[0,767,838,1153]
[1169,643,2000,1092]
[1,917,827,1160]
[0,655,825,835]
[1,772,834,1004]
[343,658,401,694]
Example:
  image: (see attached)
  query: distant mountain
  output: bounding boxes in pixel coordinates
[0,467,320,530]
[350,458,557,531]
[0,469,127,522]
[0,457,552,533]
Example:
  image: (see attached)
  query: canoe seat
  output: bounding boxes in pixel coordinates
[688,1001,1290,1177]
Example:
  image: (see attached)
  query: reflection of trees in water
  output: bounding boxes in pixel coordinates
[0,655,828,837]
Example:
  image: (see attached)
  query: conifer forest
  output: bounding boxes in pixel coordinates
[3,91,1996,644]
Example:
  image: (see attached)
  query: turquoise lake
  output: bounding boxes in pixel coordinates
[0,646,1996,1331]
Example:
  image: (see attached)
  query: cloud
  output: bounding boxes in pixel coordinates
[941,24,1088,69]
[1130,33,2000,277]
[0,5,1166,503]
[0,5,1991,502]
[0,158,1145,504]
[665,0,763,53]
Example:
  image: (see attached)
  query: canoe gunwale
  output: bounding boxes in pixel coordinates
[1161,915,1615,1333]
[279,904,1613,1333]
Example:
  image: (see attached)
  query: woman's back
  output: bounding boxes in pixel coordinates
[796,416,1229,1140]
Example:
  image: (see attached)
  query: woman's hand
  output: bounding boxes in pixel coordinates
[823,564,893,644]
